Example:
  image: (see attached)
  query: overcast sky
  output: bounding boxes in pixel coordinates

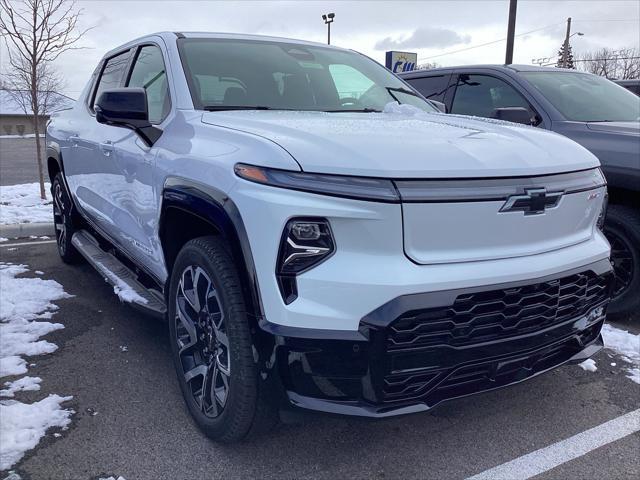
[2,0,639,98]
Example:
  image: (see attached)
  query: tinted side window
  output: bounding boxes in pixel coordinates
[406,75,451,101]
[127,45,171,124]
[451,74,532,118]
[92,50,131,109]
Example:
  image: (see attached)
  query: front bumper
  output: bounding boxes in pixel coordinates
[263,262,613,418]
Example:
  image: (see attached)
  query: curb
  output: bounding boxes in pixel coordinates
[0,222,55,239]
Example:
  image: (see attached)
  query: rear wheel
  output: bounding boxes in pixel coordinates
[52,173,80,264]
[168,236,277,442]
[603,204,640,320]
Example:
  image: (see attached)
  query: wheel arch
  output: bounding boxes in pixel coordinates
[46,143,80,216]
[159,177,265,322]
[46,143,63,182]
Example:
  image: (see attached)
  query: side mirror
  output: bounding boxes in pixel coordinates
[95,88,161,146]
[493,107,534,125]
[429,100,448,113]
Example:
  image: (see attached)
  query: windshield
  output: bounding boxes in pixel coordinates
[522,71,640,122]
[178,38,436,113]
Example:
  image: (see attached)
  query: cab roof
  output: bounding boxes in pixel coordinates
[104,31,346,58]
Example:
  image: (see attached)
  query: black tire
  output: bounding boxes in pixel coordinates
[168,236,278,442]
[51,173,80,264]
[603,204,640,320]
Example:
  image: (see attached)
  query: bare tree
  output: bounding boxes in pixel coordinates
[576,47,640,80]
[0,0,90,199]
[2,56,67,120]
[616,47,640,80]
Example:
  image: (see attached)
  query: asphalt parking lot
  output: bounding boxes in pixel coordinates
[0,138,43,186]
[1,239,639,480]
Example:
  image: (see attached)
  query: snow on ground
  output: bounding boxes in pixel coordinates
[0,183,52,225]
[1,395,73,469]
[0,377,42,398]
[0,263,74,470]
[601,323,640,384]
[579,358,597,372]
[0,134,45,139]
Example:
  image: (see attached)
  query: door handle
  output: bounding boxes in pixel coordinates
[99,141,114,156]
[68,135,79,147]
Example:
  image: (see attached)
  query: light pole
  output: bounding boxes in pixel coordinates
[505,0,518,64]
[322,13,335,45]
[561,17,584,67]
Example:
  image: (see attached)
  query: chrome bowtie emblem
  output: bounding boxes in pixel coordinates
[500,188,563,215]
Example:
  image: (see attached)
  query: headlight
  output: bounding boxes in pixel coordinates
[234,163,399,202]
[276,218,335,304]
[597,190,608,230]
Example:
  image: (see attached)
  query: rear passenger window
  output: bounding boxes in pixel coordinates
[451,74,532,118]
[92,50,132,109]
[127,45,171,124]
[406,75,451,101]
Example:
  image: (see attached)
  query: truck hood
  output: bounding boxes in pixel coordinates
[201,109,599,178]
[586,121,640,135]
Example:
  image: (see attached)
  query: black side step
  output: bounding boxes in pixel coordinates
[71,230,166,318]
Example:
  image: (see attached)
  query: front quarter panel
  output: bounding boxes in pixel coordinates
[153,112,302,281]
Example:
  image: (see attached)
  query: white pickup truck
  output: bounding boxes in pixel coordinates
[47,32,612,442]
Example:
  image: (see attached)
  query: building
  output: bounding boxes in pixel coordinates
[0,89,75,136]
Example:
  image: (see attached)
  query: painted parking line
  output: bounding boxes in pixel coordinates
[466,408,640,480]
[0,239,57,248]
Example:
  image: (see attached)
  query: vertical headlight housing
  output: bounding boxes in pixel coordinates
[597,190,608,230]
[276,218,335,304]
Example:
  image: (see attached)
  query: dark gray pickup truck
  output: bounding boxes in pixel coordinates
[402,65,640,319]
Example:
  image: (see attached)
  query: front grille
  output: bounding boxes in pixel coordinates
[388,271,610,351]
[382,321,603,403]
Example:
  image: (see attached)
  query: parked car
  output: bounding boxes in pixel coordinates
[402,65,640,319]
[615,79,640,96]
[47,34,612,442]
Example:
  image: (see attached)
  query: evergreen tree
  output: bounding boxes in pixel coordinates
[556,43,576,69]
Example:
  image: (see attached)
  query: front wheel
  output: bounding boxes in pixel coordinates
[603,204,640,320]
[51,173,80,263]
[168,236,277,442]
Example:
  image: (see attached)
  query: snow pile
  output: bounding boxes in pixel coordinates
[0,376,42,398]
[0,395,73,469]
[0,183,52,225]
[0,263,74,470]
[579,358,597,372]
[602,323,640,384]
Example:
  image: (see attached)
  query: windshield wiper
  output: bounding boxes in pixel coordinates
[203,105,273,111]
[324,108,381,113]
[386,86,420,98]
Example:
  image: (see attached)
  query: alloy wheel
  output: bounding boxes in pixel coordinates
[53,182,67,255]
[175,265,231,418]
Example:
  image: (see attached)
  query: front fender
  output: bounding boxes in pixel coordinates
[159,177,265,321]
